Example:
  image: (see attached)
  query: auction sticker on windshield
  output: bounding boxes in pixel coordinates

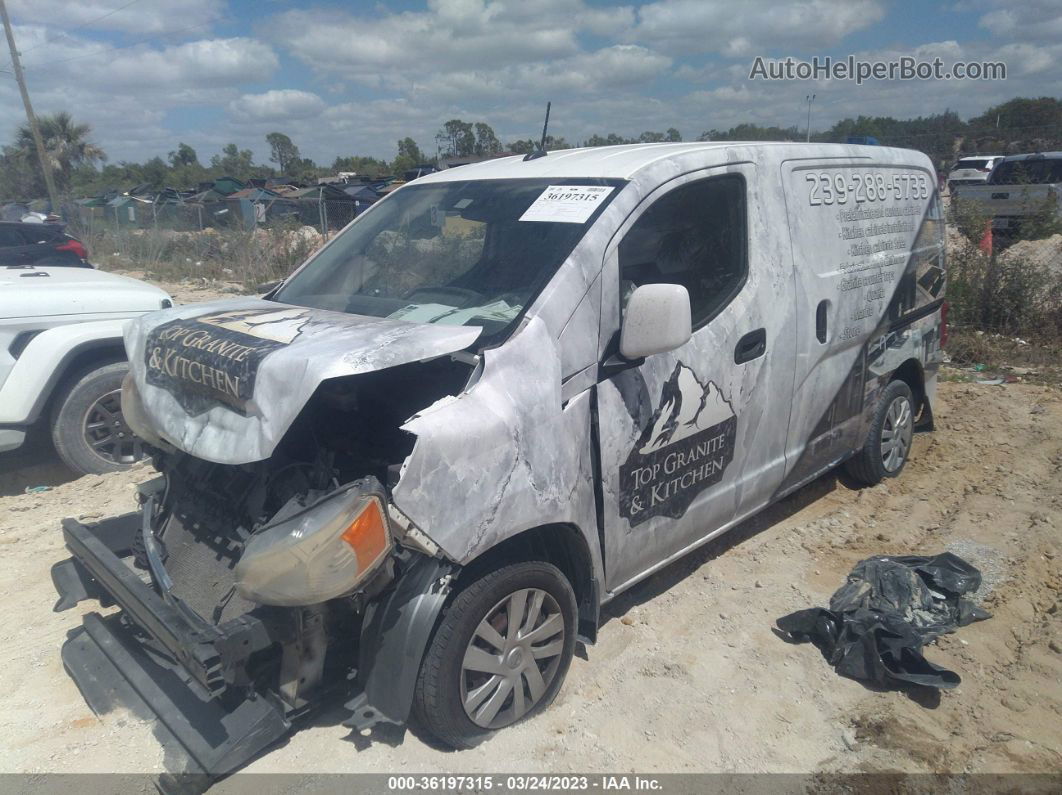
[519,185,615,223]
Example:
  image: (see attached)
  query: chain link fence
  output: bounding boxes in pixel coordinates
[61,198,363,288]
[66,197,363,238]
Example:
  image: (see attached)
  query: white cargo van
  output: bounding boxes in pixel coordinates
[53,142,945,779]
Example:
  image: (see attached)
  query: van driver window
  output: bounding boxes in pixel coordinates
[618,174,747,329]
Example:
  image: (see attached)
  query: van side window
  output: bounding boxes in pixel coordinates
[618,174,747,329]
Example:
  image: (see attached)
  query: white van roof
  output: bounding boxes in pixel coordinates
[415,142,910,182]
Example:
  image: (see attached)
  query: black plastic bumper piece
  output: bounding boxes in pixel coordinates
[346,552,455,731]
[57,515,232,697]
[62,611,289,786]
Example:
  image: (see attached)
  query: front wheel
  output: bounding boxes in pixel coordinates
[412,561,577,748]
[845,379,915,486]
[50,361,146,475]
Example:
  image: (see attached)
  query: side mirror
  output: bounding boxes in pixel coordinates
[620,283,692,360]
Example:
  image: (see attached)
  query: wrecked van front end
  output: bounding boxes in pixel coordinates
[52,176,622,782]
[51,301,482,779]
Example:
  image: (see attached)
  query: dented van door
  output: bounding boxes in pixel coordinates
[595,164,798,592]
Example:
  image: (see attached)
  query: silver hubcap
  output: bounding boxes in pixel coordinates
[880,395,913,473]
[460,587,565,729]
[83,389,144,465]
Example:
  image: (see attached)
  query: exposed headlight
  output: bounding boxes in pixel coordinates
[235,487,392,606]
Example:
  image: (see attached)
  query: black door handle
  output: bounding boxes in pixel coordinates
[734,328,767,364]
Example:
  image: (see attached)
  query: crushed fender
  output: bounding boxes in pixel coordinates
[776,553,991,689]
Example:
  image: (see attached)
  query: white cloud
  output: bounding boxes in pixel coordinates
[229,90,328,121]
[264,0,640,80]
[16,32,278,90]
[977,1,1062,42]
[0,28,280,163]
[6,0,226,35]
[633,0,886,55]
[1,0,1057,170]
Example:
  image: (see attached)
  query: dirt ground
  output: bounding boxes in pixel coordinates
[1,377,1059,779]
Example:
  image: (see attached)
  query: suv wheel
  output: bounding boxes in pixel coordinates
[412,561,577,748]
[51,361,145,475]
[845,379,915,486]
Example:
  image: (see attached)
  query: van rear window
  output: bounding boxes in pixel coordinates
[955,159,988,170]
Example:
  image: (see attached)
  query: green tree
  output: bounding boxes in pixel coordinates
[168,142,198,168]
[699,123,801,141]
[473,122,501,155]
[584,132,635,147]
[0,146,40,200]
[266,132,301,174]
[332,155,388,177]
[140,156,169,189]
[210,143,256,179]
[391,137,427,174]
[437,119,476,157]
[14,111,105,195]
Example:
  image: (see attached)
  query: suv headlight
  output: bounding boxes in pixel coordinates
[235,486,392,606]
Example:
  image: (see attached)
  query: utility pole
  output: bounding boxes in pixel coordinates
[805,94,816,143]
[0,0,60,211]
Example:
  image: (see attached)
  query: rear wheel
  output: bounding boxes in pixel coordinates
[51,361,145,475]
[845,379,915,486]
[412,561,577,748]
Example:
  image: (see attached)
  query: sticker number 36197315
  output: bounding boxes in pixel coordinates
[806,171,929,206]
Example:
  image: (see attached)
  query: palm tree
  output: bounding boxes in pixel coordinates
[17,111,106,192]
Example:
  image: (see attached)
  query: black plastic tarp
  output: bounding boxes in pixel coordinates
[776,553,991,689]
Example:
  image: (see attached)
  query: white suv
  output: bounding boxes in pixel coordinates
[947,155,1003,192]
[0,265,173,474]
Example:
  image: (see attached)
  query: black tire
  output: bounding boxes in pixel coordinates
[412,561,577,749]
[50,361,144,475]
[845,379,915,486]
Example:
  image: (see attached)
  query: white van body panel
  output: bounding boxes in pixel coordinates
[121,142,944,601]
[778,150,944,493]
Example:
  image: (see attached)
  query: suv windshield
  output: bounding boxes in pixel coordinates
[275,177,624,338]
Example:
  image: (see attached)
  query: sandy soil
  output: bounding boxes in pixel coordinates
[113,270,252,305]
[0,381,1059,778]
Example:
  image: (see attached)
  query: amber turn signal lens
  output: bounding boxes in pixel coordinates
[341,498,389,574]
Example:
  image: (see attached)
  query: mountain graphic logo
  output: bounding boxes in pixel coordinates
[619,362,737,527]
[640,363,735,454]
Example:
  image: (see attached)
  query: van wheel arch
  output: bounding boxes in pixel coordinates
[891,357,933,430]
[456,523,600,644]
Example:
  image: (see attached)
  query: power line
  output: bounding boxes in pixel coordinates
[16,0,146,56]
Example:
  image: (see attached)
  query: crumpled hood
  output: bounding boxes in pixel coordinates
[125,298,481,464]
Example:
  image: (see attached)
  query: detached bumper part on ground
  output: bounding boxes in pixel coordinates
[776,553,991,689]
[50,509,451,786]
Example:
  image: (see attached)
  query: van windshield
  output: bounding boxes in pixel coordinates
[274,177,624,338]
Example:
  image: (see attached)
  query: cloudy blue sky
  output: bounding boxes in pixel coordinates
[1,0,1059,166]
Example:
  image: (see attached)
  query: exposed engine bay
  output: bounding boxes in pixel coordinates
[112,353,475,725]
[146,353,472,616]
